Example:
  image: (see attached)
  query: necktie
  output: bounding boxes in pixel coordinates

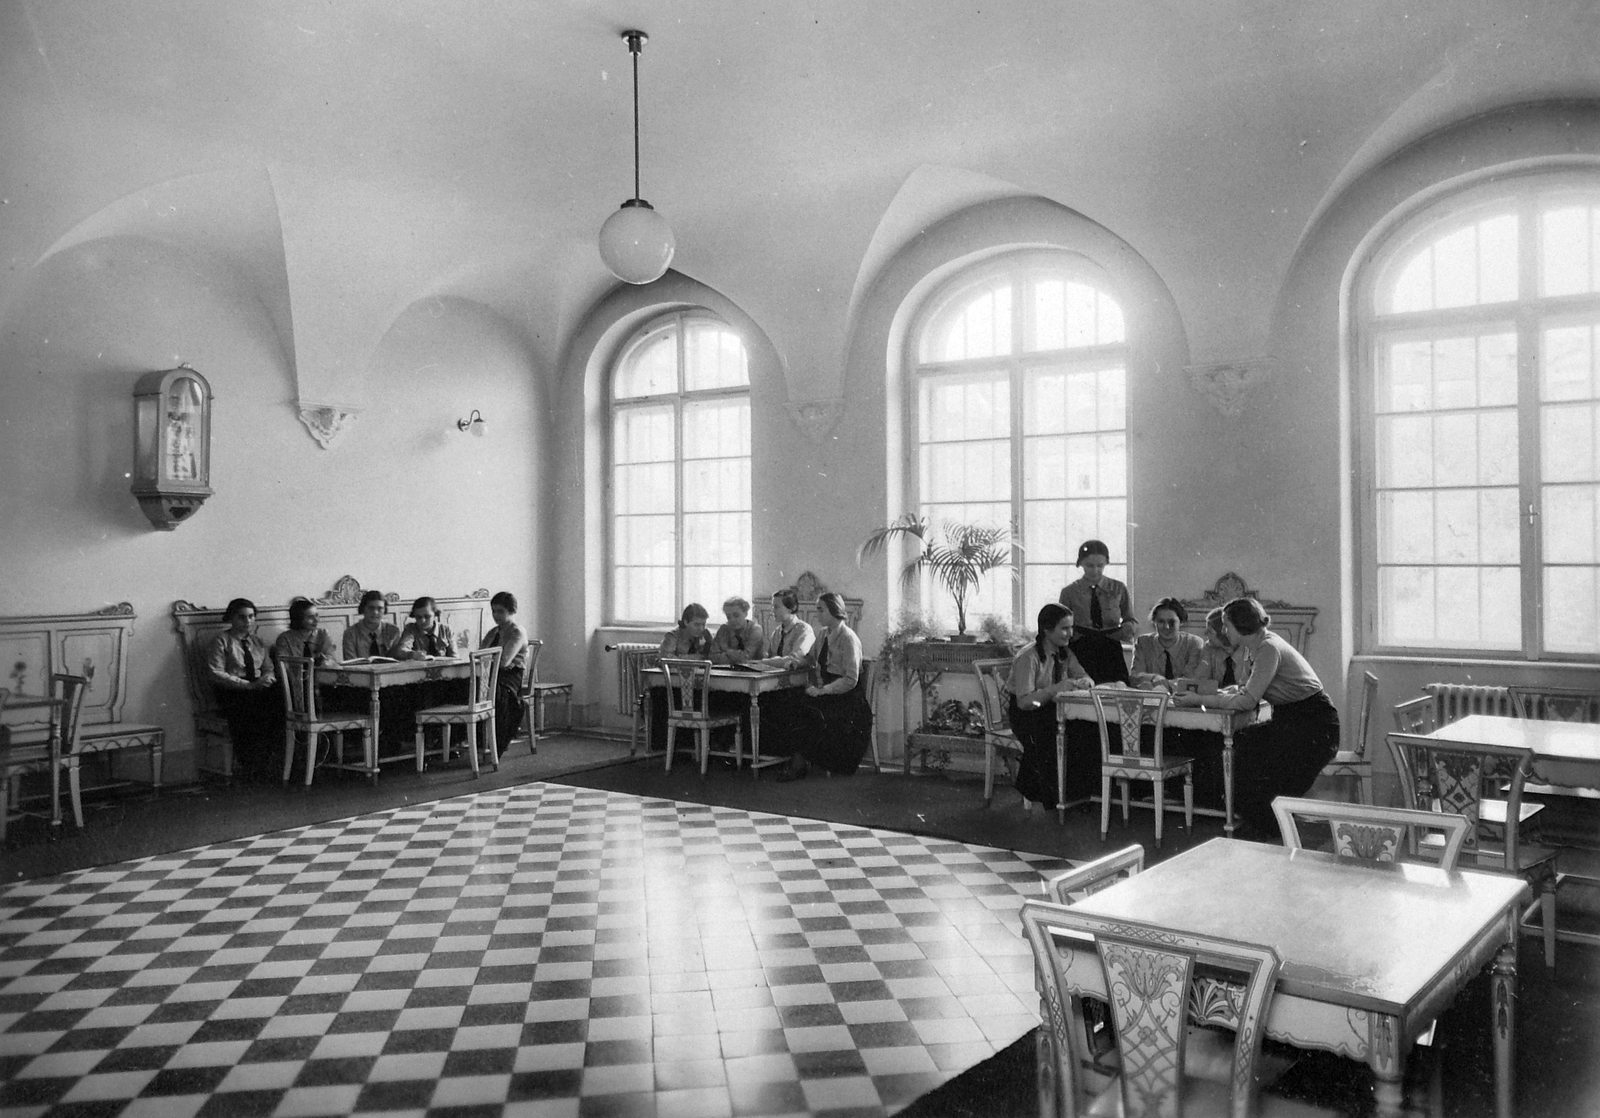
[1221,656,1236,688]
[305,636,318,659]
[817,636,830,675]
[1089,586,1103,629]
[240,637,257,681]
[1164,650,1174,679]
[1051,652,1064,686]
[370,631,381,657]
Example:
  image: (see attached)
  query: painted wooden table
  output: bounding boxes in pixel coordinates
[316,658,473,777]
[641,666,810,771]
[1061,838,1530,1118]
[1053,690,1271,830]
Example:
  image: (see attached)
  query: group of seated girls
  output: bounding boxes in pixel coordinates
[650,589,872,783]
[1005,538,1340,839]
[204,589,530,781]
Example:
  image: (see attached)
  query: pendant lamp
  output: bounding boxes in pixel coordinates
[598,30,675,285]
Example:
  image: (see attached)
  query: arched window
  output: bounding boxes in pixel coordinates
[911,252,1128,625]
[1358,172,1600,655]
[609,311,751,623]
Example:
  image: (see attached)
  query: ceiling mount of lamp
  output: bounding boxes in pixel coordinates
[597,29,676,285]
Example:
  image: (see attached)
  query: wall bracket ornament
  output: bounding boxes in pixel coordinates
[1185,357,1275,418]
[787,397,845,444]
[296,402,361,449]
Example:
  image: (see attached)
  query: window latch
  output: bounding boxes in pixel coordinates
[1528,502,1537,526]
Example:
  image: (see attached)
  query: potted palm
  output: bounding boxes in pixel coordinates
[857,514,1020,641]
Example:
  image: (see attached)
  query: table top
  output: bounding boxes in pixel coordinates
[316,658,473,686]
[1054,689,1269,729]
[1068,838,1528,1016]
[1412,713,1600,762]
[642,665,810,692]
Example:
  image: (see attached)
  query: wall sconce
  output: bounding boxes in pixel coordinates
[131,365,213,530]
[456,410,487,437]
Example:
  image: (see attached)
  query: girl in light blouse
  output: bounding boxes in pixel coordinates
[1172,596,1339,836]
[205,598,280,781]
[342,590,401,661]
[272,597,340,667]
[1129,597,1204,689]
[776,592,872,781]
[710,597,765,665]
[1057,539,1135,684]
[761,588,815,667]
[1005,602,1095,811]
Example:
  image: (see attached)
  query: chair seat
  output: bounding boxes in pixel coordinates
[530,682,573,695]
[1479,799,1543,827]
[417,703,494,721]
[287,715,371,732]
[1322,751,1370,768]
[1105,754,1193,780]
[1086,1071,1335,1118]
[1465,841,1562,879]
[666,713,742,729]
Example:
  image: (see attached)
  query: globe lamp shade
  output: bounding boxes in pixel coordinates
[599,200,675,284]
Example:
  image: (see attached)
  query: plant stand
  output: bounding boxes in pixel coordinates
[901,640,1013,776]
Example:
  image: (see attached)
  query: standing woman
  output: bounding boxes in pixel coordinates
[206,598,280,781]
[481,591,530,757]
[1178,597,1339,836]
[273,597,339,667]
[1129,597,1204,689]
[342,590,401,660]
[1057,540,1136,683]
[776,592,872,781]
[1006,603,1095,811]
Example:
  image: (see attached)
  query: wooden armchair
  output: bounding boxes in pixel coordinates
[1091,688,1193,848]
[1270,796,1471,871]
[1047,844,1145,904]
[660,658,743,777]
[1319,670,1377,803]
[972,658,1022,808]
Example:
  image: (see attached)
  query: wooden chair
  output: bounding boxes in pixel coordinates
[972,657,1022,808]
[522,637,575,746]
[1508,684,1600,723]
[415,647,501,777]
[660,657,742,777]
[1319,670,1377,803]
[860,658,881,771]
[1387,732,1562,968]
[1392,695,1437,735]
[1021,901,1332,1118]
[278,656,375,787]
[1270,795,1471,871]
[2,676,89,839]
[1047,843,1145,904]
[1091,687,1193,848]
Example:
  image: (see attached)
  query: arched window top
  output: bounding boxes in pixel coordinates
[613,313,748,399]
[919,254,1125,364]
[1375,203,1519,314]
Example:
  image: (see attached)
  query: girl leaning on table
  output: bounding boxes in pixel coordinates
[1170,596,1339,837]
[1005,602,1097,812]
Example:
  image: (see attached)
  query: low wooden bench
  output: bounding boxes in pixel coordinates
[0,603,165,795]
[172,576,494,780]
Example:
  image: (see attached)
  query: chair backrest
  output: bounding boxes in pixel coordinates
[1387,733,1534,866]
[1508,684,1600,723]
[520,638,545,701]
[468,646,501,707]
[1270,795,1470,871]
[659,657,712,718]
[1021,900,1280,1118]
[1089,688,1172,766]
[51,673,90,757]
[971,658,1012,736]
[1353,669,1379,759]
[277,656,320,720]
[1392,695,1437,735]
[1046,844,1144,904]
[0,688,9,749]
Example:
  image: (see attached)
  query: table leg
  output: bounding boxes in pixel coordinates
[1056,706,1066,826]
[749,690,761,770]
[48,723,62,829]
[1366,1011,1405,1117]
[1221,728,1235,837]
[367,683,381,781]
[644,684,655,753]
[1491,938,1517,1118]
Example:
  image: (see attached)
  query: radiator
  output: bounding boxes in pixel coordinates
[606,643,660,716]
[1424,682,1514,725]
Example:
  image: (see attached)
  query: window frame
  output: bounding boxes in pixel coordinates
[905,250,1132,625]
[1355,170,1600,660]
[605,309,751,626]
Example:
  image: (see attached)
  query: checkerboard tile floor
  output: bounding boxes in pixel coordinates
[0,783,1071,1118]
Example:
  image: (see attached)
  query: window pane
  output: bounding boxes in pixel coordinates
[616,331,677,398]
[1024,369,1067,435]
[1479,214,1519,304]
[683,322,749,391]
[1541,205,1591,297]
[614,566,673,623]
[682,458,749,512]
[1381,340,1432,411]
[1032,280,1064,351]
[1378,491,1434,564]
[1544,565,1600,654]
[1066,282,1097,348]
[1433,225,1477,309]
[683,398,750,458]
[1377,414,1434,488]
[613,405,674,464]
[1024,500,1068,562]
[684,513,750,565]
[613,463,673,515]
[1542,402,1600,482]
[1544,484,1599,564]
[615,514,674,565]
[1543,323,1594,402]
[683,566,749,613]
[1381,210,1518,313]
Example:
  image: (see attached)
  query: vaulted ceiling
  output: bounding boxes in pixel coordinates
[4,0,1599,405]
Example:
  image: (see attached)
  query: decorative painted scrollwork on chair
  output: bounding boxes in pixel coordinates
[1090,688,1193,848]
[1507,684,1600,723]
[1270,796,1471,871]
[972,657,1022,808]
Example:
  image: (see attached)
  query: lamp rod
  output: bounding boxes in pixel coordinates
[623,29,647,202]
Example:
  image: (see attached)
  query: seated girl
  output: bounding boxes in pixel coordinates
[1005,603,1096,811]
[775,592,873,781]
[273,597,339,667]
[1129,597,1204,689]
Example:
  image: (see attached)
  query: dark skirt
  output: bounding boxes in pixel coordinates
[1008,695,1099,808]
[787,670,873,775]
[494,666,527,755]
[1069,631,1130,684]
[217,687,283,779]
[1231,690,1340,834]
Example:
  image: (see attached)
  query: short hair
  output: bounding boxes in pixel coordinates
[1149,596,1188,624]
[771,588,799,612]
[288,596,317,629]
[359,590,386,611]
[1221,596,1270,635]
[722,596,751,614]
[681,603,709,624]
[1205,607,1227,637]
[410,596,437,616]
[1076,539,1110,565]
[490,591,518,613]
[223,597,256,623]
[818,591,847,621]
